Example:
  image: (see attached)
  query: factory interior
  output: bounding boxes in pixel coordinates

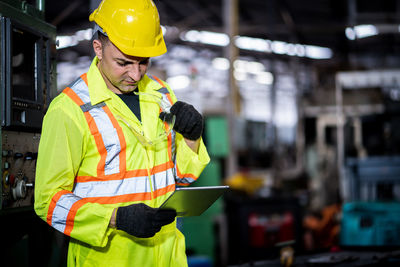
[1,0,400,266]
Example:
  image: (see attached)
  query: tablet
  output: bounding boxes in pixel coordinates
[159,186,229,217]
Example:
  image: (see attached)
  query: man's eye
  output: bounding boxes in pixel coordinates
[140,60,149,65]
[117,62,127,67]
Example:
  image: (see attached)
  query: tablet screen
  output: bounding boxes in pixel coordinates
[159,186,229,217]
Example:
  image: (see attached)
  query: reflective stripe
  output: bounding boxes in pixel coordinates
[47,190,70,226]
[175,166,198,185]
[63,75,124,176]
[151,75,200,185]
[74,168,175,198]
[82,184,176,204]
[156,84,176,162]
[51,193,82,233]
[64,199,87,236]
[69,77,91,103]
[75,161,175,183]
[175,176,196,185]
[80,102,106,112]
[149,75,165,87]
[156,87,169,95]
[88,107,121,175]
[152,168,175,191]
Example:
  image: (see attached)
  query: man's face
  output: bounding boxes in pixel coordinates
[94,39,150,94]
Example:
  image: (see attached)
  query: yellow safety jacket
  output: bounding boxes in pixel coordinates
[34,57,210,267]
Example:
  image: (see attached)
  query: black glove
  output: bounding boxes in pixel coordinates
[161,101,203,140]
[116,203,176,238]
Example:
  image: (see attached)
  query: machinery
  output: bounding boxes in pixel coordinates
[0,2,59,265]
[0,0,57,211]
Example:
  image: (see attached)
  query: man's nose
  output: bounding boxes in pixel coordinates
[127,64,141,81]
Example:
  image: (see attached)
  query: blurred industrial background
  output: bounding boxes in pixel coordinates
[2,0,400,266]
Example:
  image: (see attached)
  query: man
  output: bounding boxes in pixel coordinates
[34,0,210,266]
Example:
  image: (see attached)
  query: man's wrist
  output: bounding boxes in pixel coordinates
[184,138,200,154]
[109,208,117,228]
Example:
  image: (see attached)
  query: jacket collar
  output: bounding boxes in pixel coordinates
[86,57,164,106]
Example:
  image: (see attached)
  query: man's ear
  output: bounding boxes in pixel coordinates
[93,39,103,60]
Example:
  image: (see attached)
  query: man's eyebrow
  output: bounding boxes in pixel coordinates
[114,58,133,64]
[114,58,149,64]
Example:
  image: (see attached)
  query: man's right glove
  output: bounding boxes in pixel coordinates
[168,101,203,140]
[116,203,176,238]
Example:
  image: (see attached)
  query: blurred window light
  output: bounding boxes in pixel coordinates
[75,28,93,41]
[212,57,230,70]
[295,44,306,57]
[233,59,246,70]
[234,59,265,74]
[275,106,297,128]
[390,88,400,101]
[272,41,288,54]
[345,24,378,40]
[180,30,229,46]
[57,28,93,49]
[57,36,79,49]
[354,24,378,38]
[247,61,265,74]
[162,25,179,38]
[233,70,247,81]
[179,29,332,59]
[305,45,333,59]
[345,27,356,40]
[235,36,271,53]
[256,71,274,85]
[286,43,296,56]
[166,75,190,90]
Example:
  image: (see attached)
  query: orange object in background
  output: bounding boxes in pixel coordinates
[303,204,341,251]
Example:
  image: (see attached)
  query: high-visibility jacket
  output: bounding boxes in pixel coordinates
[34,57,210,267]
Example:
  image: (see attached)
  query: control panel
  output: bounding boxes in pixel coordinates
[1,131,40,209]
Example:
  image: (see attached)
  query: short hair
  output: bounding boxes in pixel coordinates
[98,31,110,48]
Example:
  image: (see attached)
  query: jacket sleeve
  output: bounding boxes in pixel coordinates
[163,86,210,186]
[34,98,114,247]
[174,134,210,185]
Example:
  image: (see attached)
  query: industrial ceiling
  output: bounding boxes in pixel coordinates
[44,0,400,69]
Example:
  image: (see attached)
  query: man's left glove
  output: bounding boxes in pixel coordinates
[161,101,203,140]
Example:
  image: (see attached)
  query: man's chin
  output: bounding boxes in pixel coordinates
[119,85,138,94]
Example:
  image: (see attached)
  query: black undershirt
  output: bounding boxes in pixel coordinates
[117,90,141,122]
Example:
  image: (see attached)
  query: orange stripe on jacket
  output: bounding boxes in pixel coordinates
[64,199,88,236]
[83,110,107,177]
[63,87,85,106]
[175,166,198,185]
[47,190,71,225]
[153,76,166,87]
[63,85,108,177]
[62,184,176,235]
[75,161,175,183]
[81,184,175,205]
[80,73,88,85]
[102,105,127,174]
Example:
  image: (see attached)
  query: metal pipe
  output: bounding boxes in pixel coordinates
[335,74,344,201]
[223,0,239,181]
[37,0,45,13]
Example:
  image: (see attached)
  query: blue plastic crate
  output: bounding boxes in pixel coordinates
[340,202,400,246]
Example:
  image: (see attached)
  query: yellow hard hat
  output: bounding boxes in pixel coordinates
[89,0,167,57]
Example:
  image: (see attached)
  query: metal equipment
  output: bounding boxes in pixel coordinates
[0,0,56,210]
